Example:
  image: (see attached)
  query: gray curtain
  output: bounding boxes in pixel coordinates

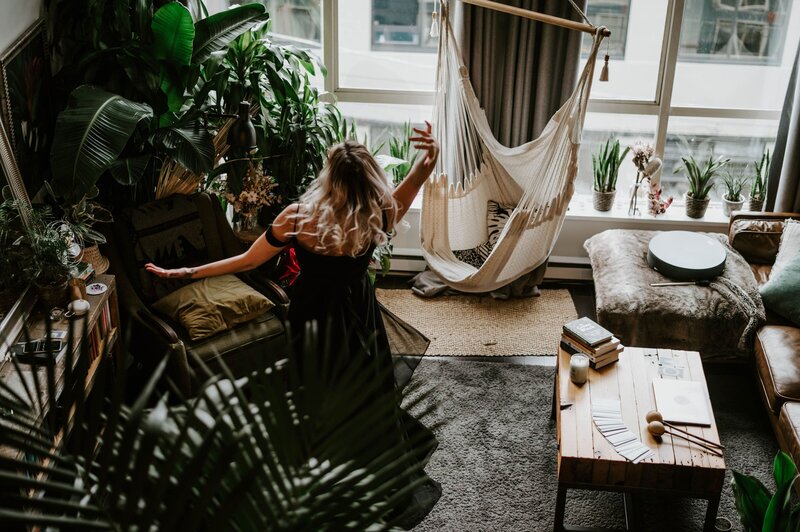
[454,0,587,145]
[457,0,586,293]
[767,43,800,213]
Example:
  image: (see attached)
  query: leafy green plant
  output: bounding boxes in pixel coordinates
[0,198,28,294]
[0,323,437,530]
[592,139,630,193]
[721,171,750,202]
[676,154,729,200]
[44,182,113,245]
[45,1,268,203]
[732,451,800,532]
[21,207,73,287]
[752,149,771,202]
[387,121,419,185]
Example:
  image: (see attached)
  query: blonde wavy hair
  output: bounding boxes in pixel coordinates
[295,140,397,256]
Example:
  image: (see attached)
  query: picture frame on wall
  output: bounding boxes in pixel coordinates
[0,19,57,202]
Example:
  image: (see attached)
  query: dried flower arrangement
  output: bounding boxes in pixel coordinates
[224,162,281,223]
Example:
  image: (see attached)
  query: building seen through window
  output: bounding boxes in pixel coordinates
[371,0,437,51]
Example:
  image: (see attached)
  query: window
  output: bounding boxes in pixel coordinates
[338,102,433,154]
[581,0,631,58]
[678,0,792,64]
[371,0,437,52]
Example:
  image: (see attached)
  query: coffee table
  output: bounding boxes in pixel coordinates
[555,346,726,531]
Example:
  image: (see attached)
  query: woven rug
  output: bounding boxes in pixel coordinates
[376,288,577,356]
[406,359,777,531]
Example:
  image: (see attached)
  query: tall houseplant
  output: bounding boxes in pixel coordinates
[676,154,728,219]
[732,451,800,532]
[46,1,268,205]
[592,139,630,212]
[0,327,438,529]
[20,207,74,308]
[750,149,771,212]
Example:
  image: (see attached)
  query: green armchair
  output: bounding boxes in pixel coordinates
[105,192,289,396]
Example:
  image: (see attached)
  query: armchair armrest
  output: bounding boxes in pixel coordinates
[241,272,290,320]
[728,211,800,265]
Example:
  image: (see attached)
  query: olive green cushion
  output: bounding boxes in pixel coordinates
[153,275,274,341]
[760,251,800,327]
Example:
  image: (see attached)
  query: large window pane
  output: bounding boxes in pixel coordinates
[575,113,658,197]
[663,116,777,202]
[338,0,437,90]
[672,0,800,109]
[338,102,433,153]
[581,0,669,101]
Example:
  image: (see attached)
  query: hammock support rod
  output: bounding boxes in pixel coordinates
[459,0,611,37]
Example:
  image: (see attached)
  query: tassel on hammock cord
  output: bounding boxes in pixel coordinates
[599,54,609,82]
[430,2,439,38]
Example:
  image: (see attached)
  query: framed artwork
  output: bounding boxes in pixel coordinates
[0,20,58,202]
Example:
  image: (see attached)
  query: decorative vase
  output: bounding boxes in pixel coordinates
[592,189,616,212]
[237,212,260,232]
[627,181,645,216]
[721,196,744,217]
[79,244,110,275]
[37,280,69,310]
[748,197,764,212]
[685,194,710,219]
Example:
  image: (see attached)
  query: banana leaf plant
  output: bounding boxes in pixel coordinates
[46,1,268,203]
[0,321,437,529]
[732,451,800,532]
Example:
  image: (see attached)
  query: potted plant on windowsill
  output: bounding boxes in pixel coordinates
[721,171,749,217]
[592,139,630,212]
[677,154,728,219]
[749,149,770,212]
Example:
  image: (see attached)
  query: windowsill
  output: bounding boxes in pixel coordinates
[407,193,730,228]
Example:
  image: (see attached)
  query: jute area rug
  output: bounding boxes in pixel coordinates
[376,288,578,356]
[406,359,777,531]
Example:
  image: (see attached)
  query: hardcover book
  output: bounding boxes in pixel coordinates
[563,317,614,347]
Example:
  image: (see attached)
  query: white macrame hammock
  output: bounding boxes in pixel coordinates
[421,1,606,293]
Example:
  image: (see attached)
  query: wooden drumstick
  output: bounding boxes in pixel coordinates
[647,421,723,457]
[645,410,724,450]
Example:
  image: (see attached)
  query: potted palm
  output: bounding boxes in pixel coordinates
[749,150,770,212]
[592,139,630,212]
[22,208,74,309]
[676,155,728,219]
[720,171,749,217]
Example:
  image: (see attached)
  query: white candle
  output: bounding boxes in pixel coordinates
[570,354,590,385]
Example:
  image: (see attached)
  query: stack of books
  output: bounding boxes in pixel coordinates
[561,317,624,369]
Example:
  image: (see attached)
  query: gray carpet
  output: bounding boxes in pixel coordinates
[406,359,778,531]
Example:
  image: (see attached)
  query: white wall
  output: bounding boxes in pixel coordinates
[0,1,43,53]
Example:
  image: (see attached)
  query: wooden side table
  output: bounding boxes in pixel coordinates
[555,346,725,531]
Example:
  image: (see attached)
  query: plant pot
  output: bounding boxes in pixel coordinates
[36,280,69,310]
[685,194,710,219]
[592,189,616,212]
[748,197,764,212]
[79,244,109,275]
[721,196,744,217]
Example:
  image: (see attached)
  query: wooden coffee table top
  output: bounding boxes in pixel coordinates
[556,346,726,496]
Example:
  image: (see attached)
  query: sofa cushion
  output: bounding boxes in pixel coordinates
[755,326,800,414]
[153,275,274,341]
[772,219,800,279]
[750,264,772,287]
[728,218,787,265]
[778,402,800,469]
[760,251,800,327]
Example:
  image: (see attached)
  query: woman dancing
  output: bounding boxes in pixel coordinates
[146,122,441,527]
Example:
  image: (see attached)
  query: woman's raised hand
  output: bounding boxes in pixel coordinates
[410,121,439,176]
[145,263,195,279]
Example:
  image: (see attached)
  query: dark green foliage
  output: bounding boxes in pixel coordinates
[19,206,73,287]
[721,170,750,202]
[732,451,800,532]
[0,198,29,292]
[592,139,630,193]
[0,323,436,529]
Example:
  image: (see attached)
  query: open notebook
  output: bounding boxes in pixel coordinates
[652,379,712,427]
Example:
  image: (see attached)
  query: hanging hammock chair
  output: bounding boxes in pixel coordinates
[421,0,606,293]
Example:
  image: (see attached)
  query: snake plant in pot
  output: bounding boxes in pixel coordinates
[750,149,770,212]
[676,154,728,219]
[0,322,438,529]
[732,451,800,532]
[720,170,750,217]
[592,139,630,212]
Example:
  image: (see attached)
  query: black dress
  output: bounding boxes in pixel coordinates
[286,241,441,528]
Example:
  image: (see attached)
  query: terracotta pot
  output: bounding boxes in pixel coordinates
[748,197,764,212]
[37,280,69,310]
[79,244,109,275]
[722,196,744,217]
[685,194,710,219]
[592,189,616,212]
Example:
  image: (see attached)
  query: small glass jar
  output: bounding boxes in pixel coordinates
[569,354,590,385]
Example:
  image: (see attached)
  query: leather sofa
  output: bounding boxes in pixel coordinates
[728,211,800,467]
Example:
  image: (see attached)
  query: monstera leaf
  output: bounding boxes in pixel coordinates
[50,85,153,202]
[192,3,268,64]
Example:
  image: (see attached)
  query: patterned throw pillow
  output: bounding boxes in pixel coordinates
[453,200,513,268]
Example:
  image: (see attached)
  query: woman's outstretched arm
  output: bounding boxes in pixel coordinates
[145,203,299,280]
[393,121,439,222]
